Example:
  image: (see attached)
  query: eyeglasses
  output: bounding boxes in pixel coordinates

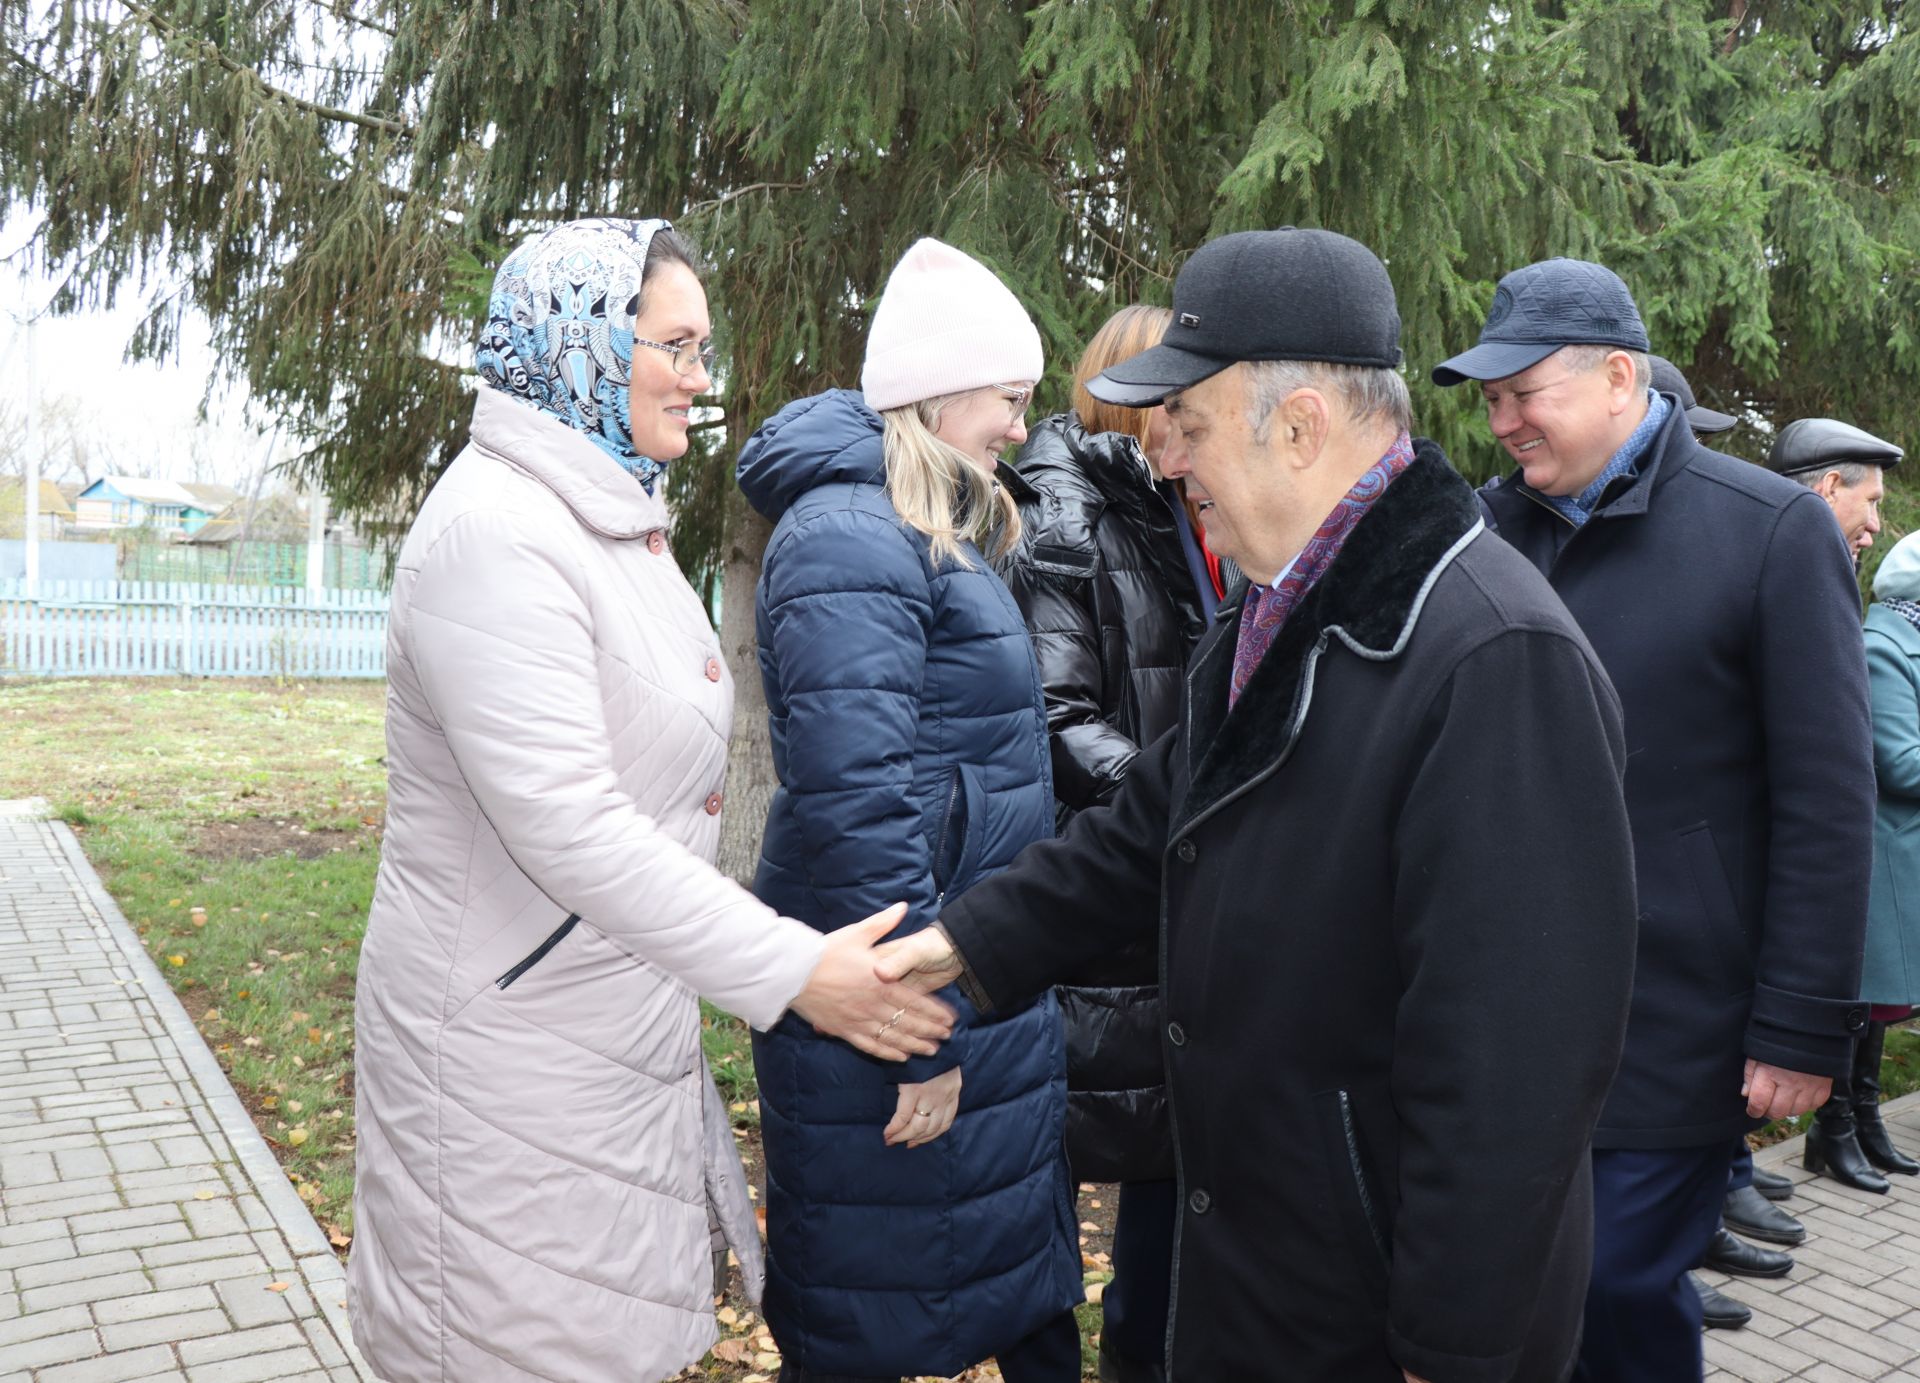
[990,383,1032,414]
[635,337,718,378]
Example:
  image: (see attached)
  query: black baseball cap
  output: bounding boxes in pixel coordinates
[1432,258,1651,387]
[1086,228,1403,408]
[1648,354,1736,434]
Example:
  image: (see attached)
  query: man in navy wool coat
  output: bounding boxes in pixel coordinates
[1433,258,1875,1383]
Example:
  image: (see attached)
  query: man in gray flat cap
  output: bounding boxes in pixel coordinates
[876,228,1639,1383]
[1433,258,1875,1383]
[1769,416,1903,565]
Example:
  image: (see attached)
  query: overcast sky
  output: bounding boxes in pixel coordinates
[0,215,271,490]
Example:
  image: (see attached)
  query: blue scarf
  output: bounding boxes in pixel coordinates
[475,217,673,493]
[1544,390,1671,526]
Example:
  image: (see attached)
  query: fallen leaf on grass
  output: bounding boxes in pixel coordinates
[754,1352,781,1370]
[288,1127,309,1146]
[716,1306,738,1327]
[710,1339,752,1364]
[167,955,186,967]
[326,1225,352,1249]
[286,1100,303,1113]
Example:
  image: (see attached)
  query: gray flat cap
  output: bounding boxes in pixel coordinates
[1768,418,1903,475]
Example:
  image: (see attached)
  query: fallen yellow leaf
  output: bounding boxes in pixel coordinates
[193,1189,215,1201]
[288,1127,309,1147]
[167,955,186,967]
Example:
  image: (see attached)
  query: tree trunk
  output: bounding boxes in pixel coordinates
[716,483,777,885]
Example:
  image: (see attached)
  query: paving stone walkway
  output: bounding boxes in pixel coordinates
[0,806,366,1383]
[1690,1093,1920,1381]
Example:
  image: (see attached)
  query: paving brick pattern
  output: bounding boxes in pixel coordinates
[0,809,366,1383]
[1687,1099,1920,1380]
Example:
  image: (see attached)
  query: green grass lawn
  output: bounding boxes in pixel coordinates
[0,678,387,1246]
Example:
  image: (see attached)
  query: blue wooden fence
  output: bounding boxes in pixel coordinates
[0,580,388,679]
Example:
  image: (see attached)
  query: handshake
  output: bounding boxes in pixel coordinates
[785,903,969,1060]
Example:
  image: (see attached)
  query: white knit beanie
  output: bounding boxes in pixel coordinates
[861,238,1045,412]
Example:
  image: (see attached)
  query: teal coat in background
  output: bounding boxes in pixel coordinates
[1865,602,1920,1006]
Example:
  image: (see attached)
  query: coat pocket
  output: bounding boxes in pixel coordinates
[1677,825,1754,994]
[1312,1087,1392,1289]
[931,765,989,898]
[495,913,580,990]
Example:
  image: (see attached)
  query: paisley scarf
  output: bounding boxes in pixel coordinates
[475,217,673,492]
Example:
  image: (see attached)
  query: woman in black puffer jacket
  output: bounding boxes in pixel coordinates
[999,305,1231,1383]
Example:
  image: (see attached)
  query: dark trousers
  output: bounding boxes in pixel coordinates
[1102,1179,1175,1380]
[1573,1144,1736,1383]
[776,1308,1081,1383]
[1727,1139,1753,1192]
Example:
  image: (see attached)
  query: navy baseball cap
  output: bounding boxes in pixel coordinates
[1086,228,1403,408]
[1432,258,1651,387]
[1648,355,1736,434]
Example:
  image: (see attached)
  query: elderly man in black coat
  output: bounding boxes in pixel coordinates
[1433,258,1874,1383]
[878,228,1639,1383]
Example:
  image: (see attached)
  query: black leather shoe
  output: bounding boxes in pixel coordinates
[1703,1226,1793,1278]
[1722,1184,1805,1246]
[1693,1275,1751,1330]
[1750,1166,1794,1201]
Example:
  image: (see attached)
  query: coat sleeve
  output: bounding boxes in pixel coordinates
[1384,629,1636,1383]
[939,728,1175,1008]
[1868,627,1920,800]
[1000,545,1142,812]
[1742,494,1873,1076]
[759,506,967,1081]
[405,507,826,1033]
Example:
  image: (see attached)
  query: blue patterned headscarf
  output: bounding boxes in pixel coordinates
[475,217,674,492]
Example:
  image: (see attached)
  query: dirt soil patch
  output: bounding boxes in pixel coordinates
[192,818,368,861]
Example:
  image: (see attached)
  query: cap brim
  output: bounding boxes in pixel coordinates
[1686,405,1737,434]
[1086,342,1234,408]
[1430,340,1563,387]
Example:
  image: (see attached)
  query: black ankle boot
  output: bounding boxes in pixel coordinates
[1853,1020,1919,1175]
[1805,1065,1891,1193]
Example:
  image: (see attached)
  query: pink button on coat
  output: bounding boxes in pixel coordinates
[348,387,826,1382]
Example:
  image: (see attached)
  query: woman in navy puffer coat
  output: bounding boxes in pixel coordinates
[739,239,1082,1383]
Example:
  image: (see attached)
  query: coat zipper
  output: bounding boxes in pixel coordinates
[1337,1090,1390,1265]
[930,769,963,892]
[495,914,580,990]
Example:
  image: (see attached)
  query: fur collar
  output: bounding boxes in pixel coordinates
[1178,442,1483,829]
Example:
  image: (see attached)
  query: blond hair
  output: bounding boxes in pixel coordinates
[881,392,1022,568]
[1071,305,1174,445]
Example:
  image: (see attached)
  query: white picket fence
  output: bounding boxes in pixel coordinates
[0,580,389,679]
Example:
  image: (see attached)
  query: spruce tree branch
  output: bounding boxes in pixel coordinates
[320,4,397,39]
[3,46,84,98]
[685,181,806,214]
[120,0,414,138]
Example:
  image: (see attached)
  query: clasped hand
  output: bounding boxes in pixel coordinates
[788,904,958,1062]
